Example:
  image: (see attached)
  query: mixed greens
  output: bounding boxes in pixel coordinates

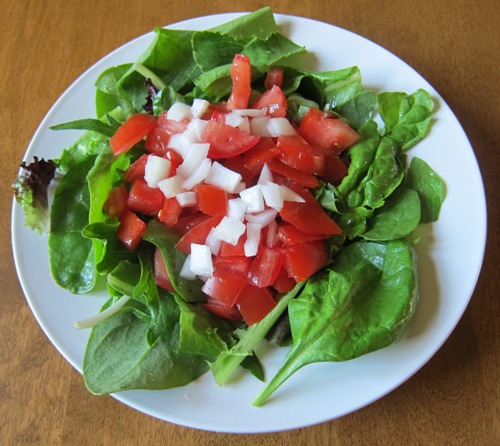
[13,7,445,406]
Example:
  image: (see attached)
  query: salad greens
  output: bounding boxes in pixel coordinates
[14,7,445,405]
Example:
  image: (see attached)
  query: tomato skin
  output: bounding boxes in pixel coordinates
[158,197,182,227]
[242,138,279,174]
[127,178,164,216]
[219,233,247,257]
[278,224,329,246]
[267,159,319,188]
[298,107,360,153]
[272,266,297,293]
[124,154,148,183]
[320,153,349,186]
[213,255,251,275]
[194,184,228,217]
[110,113,157,155]
[283,240,329,282]
[203,297,242,322]
[280,188,341,235]
[104,185,129,218]
[222,156,256,183]
[251,85,287,118]
[202,269,247,307]
[235,284,276,326]
[246,247,284,288]
[117,210,146,251]
[154,248,174,291]
[202,120,260,159]
[157,112,189,134]
[227,54,252,111]
[174,215,222,254]
[264,67,284,89]
[277,134,325,175]
[170,211,211,236]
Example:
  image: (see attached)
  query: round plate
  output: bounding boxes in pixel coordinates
[11,12,486,433]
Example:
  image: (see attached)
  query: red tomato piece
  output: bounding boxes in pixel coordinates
[264,67,284,89]
[203,297,242,322]
[222,156,256,184]
[235,284,276,326]
[170,211,211,236]
[298,107,360,153]
[154,248,174,292]
[272,266,297,293]
[277,134,325,175]
[117,210,146,251]
[283,240,329,282]
[104,184,128,218]
[157,112,189,134]
[210,109,229,123]
[127,178,164,216]
[174,216,222,254]
[219,233,247,257]
[158,197,182,227]
[124,154,148,183]
[213,255,251,275]
[110,113,157,156]
[246,247,284,288]
[320,153,349,186]
[242,138,280,174]
[145,127,170,156]
[251,85,287,118]
[278,224,330,246]
[227,54,252,111]
[194,184,228,217]
[267,159,319,188]
[202,120,260,159]
[280,189,341,235]
[202,269,247,307]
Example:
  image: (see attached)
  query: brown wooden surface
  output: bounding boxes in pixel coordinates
[1,1,499,444]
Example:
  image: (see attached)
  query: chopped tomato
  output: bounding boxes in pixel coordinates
[251,85,287,117]
[272,266,297,293]
[283,240,329,282]
[246,247,284,288]
[104,184,128,218]
[170,211,211,236]
[124,154,148,183]
[242,138,279,173]
[267,159,319,188]
[174,215,222,254]
[227,54,252,111]
[110,113,157,155]
[117,210,146,251]
[278,224,330,246]
[320,153,349,185]
[158,197,182,227]
[210,109,229,123]
[203,297,242,322]
[298,107,360,153]
[213,255,251,275]
[280,189,341,235]
[127,178,164,216]
[194,184,228,217]
[157,112,189,134]
[264,67,284,89]
[202,120,260,159]
[219,233,247,257]
[145,127,170,156]
[202,269,247,307]
[277,134,325,175]
[154,248,174,291]
[235,284,276,326]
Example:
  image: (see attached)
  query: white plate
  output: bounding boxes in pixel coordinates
[11,12,486,433]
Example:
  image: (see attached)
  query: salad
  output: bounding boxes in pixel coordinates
[13,7,445,406]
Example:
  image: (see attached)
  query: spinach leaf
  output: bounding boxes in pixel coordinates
[49,155,97,293]
[94,64,134,118]
[208,7,278,39]
[253,239,418,406]
[406,156,446,223]
[83,296,208,395]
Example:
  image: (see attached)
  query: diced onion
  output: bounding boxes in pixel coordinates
[180,254,196,279]
[144,155,171,188]
[191,99,210,118]
[177,143,210,177]
[257,163,273,185]
[212,216,246,245]
[245,208,278,227]
[175,191,197,207]
[228,198,248,222]
[266,117,297,137]
[205,228,222,255]
[239,185,265,213]
[185,118,209,143]
[249,116,271,137]
[266,219,279,248]
[244,223,262,257]
[189,244,213,277]
[167,101,193,121]
[205,161,243,193]
[260,182,284,210]
[158,174,185,198]
[181,158,212,190]
[233,108,267,117]
[167,133,191,158]
[280,185,306,203]
[225,112,245,128]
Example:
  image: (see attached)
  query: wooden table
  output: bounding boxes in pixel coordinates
[1,1,498,444]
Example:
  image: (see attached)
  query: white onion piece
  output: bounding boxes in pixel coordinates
[239,185,265,213]
[185,118,208,142]
[205,228,222,255]
[249,116,271,137]
[233,108,266,117]
[180,255,196,280]
[167,133,191,158]
[257,163,273,185]
[167,101,193,121]
[158,174,185,198]
[191,99,210,118]
[266,117,297,137]
[244,223,262,257]
[181,158,212,190]
[280,185,306,203]
[237,116,251,133]
[225,112,245,128]
[261,182,285,210]
[189,244,213,277]
[266,219,279,248]
[233,181,247,194]
[175,191,197,208]
[177,143,210,177]
[205,161,243,193]
[228,198,248,222]
[245,208,278,227]
[144,155,171,188]
[212,216,246,245]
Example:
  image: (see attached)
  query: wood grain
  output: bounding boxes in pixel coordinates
[1,1,498,444]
